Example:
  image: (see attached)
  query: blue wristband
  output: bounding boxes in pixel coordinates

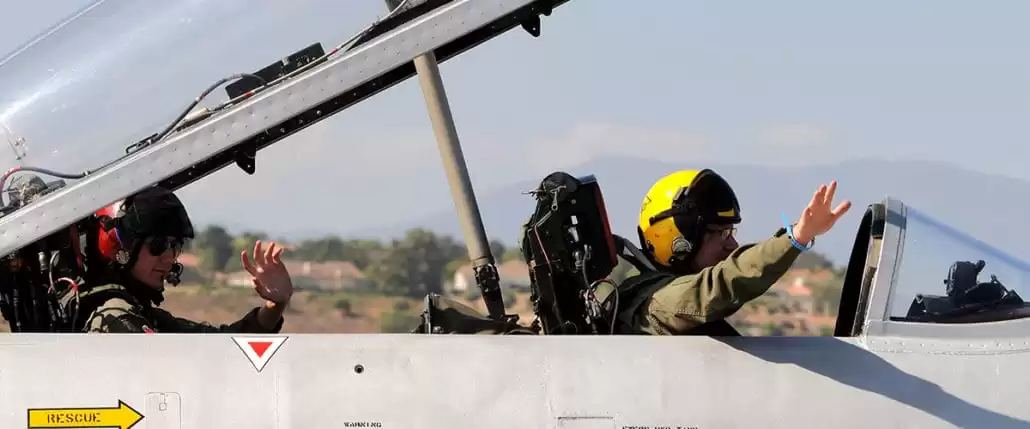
[782,213,814,251]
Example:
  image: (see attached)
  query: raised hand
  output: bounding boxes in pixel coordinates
[793,180,852,245]
[241,240,294,306]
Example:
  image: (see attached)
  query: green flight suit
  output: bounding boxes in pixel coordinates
[614,227,803,335]
[80,284,283,333]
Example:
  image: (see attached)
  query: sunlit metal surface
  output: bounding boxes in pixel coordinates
[0,0,381,178]
[1,334,1029,428]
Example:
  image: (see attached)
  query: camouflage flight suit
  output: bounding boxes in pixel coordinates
[81,284,283,333]
[613,227,803,335]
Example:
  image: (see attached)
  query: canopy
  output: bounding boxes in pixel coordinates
[888,206,1030,322]
[0,0,392,179]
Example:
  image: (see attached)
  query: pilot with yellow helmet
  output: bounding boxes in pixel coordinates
[613,169,851,335]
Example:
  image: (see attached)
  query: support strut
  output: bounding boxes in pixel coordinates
[383,0,511,321]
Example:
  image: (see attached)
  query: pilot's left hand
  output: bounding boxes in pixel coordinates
[241,240,294,307]
[793,180,851,244]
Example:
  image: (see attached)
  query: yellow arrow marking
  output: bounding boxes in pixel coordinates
[27,400,143,429]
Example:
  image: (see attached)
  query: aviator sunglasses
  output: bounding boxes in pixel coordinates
[147,236,185,256]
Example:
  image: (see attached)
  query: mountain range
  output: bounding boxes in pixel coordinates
[348,156,1030,268]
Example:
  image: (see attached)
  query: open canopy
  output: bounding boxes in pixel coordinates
[0,0,388,179]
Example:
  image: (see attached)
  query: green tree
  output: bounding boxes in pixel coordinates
[299,236,346,261]
[810,280,843,316]
[343,239,386,270]
[191,247,218,282]
[223,230,270,273]
[193,225,235,272]
[365,229,465,297]
[294,237,383,269]
[443,259,466,286]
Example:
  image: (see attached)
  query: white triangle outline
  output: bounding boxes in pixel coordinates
[232,336,288,373]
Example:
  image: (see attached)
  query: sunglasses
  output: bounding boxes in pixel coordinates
[706,227,737,239]
[147,236,185,256]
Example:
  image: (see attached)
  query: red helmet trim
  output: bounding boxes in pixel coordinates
[95,201,124,262]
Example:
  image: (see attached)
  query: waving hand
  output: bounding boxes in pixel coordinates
[241,240,294,306]
[792,180,852,245]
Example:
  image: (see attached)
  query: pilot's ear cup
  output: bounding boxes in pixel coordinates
[115,249,130,265]
[670,236,693,258]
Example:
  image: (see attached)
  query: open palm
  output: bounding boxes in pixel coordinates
[794,180,852,244]
[241,240,294,305]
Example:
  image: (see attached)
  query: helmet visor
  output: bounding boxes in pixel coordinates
[681,170,741,224]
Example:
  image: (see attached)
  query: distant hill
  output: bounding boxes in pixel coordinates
[353,157,1030,267]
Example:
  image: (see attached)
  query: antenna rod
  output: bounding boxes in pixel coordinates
[384,0,507,320]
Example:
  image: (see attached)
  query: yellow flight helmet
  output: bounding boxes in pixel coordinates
[637,169,741,269]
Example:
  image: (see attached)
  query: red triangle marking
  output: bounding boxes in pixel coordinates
[248,341,273,358]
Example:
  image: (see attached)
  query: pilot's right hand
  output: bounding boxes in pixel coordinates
[792,180,851,245]
[241,240,294,306]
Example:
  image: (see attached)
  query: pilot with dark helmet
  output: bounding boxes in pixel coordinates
[612,168,851,335]
[75,185,293,333]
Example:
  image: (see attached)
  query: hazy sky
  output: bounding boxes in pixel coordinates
[1,0,1028,240]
